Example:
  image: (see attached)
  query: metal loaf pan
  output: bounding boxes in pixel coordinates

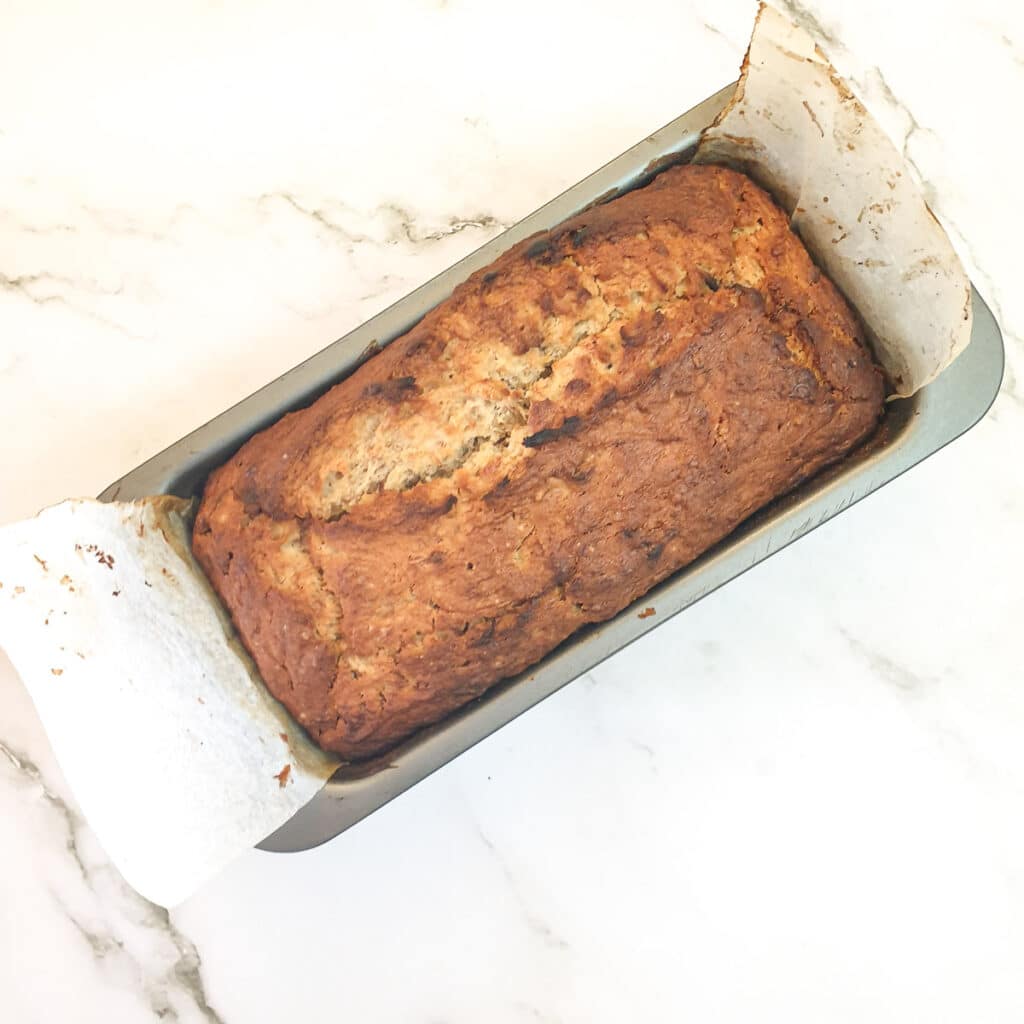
[99,84,1004,853]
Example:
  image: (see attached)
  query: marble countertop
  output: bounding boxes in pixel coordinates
[2,0,1022,1020]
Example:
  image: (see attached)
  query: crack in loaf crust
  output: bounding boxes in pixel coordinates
[193,164,885,760]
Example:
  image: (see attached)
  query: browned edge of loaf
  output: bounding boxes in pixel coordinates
[193,163,885,760]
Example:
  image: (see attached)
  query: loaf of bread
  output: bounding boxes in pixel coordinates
[193,164,884,760]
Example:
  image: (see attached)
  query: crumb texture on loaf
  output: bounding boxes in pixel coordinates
[193,164,884,760]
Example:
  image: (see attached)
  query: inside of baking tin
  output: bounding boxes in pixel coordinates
[196,172,915,778]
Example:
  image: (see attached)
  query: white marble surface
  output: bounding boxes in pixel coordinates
[2,0,1023,1020]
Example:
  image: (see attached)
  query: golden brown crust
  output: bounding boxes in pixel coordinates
[193,164,884,759]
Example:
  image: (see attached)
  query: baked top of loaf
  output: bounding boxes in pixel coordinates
[193,163,884,760]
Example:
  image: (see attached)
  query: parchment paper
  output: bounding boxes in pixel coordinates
[694,3,972,396]
[0,3,973,906]
[0,498,338,907]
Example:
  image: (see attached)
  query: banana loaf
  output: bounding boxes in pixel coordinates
[193,163,884,760]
